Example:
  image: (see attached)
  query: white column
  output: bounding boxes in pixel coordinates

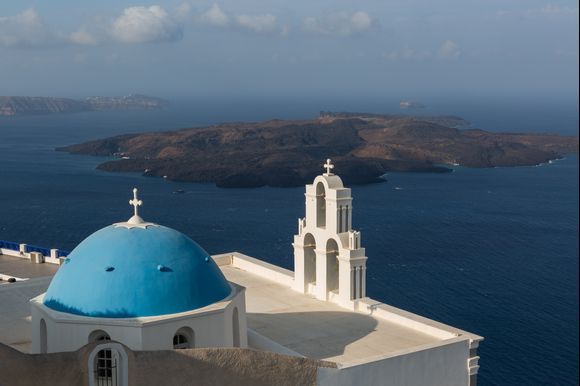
[346,206,352,231]
[293,244,306,293]
[338,258,352,302]
[354,266,361,299]
[361,266,367,298]
[315,249,328,300]
[305,191,316,224]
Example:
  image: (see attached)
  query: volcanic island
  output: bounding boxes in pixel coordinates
[59,112,579,188]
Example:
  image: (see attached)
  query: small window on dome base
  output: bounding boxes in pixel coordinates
[173,327,194,349]
[89,330,111,343]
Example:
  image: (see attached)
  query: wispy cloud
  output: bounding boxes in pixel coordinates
[438,40,460,59]
[0,8,61,47]
[110,6,183,44]
[197,5,284,35]
[70,22,105,45]
[69,5,184,45]
[303,11,373,37]
[175,2,193,22]
[235,14,279,34]
[198,4,230,27]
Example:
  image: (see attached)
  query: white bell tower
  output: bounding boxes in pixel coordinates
[293,159,367,306]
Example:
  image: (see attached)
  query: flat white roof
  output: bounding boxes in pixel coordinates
[221,264,443,364]
[0,252,480,362]
[0,253,59,280]
[0,254,52,352]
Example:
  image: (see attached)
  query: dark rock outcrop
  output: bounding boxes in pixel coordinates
[59,112,579,188]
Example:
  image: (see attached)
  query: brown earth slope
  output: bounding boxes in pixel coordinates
[0,342,335,386]
[59,113,578,188]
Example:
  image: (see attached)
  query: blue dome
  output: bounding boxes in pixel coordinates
[43,224,232,318]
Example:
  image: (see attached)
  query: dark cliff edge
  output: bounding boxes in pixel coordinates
[58,112,579,188]
[0,95,167,116]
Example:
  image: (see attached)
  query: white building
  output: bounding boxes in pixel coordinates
[30,188,247,354]
[23,160,482,386]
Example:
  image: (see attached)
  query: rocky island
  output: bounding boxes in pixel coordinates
[0,94,167,116]
[59,112,578,188]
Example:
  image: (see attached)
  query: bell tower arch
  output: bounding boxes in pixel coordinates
[293,159,367,307]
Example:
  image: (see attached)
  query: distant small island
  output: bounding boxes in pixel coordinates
[0,94,167,116]
[59,112,579,188]
[399,100,425,109]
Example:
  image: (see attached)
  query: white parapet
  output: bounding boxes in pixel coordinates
[30,252,45,264]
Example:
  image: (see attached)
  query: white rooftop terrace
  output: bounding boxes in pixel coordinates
[0,251,481,369]
[215,252,482,367]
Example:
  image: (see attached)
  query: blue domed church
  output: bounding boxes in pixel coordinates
[30,189,247,354]
[20,164,483,386]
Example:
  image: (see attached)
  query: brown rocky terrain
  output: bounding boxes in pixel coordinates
[59,112,579,188]
[0,342,335,386]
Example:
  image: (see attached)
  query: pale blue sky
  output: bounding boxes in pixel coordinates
[0,0,578,100]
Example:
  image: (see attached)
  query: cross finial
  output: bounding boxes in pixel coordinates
[323,158,334,175]
[114,187,157,228]
[129,188,143,219]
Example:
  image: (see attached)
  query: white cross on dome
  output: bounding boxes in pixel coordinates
[129,188,143,218]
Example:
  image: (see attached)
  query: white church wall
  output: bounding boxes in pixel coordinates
[140,311,227,350]
[31,302,144,353]
[355,298,466,340]
[0,247,63,265]
[247,328,304,357]
[231,252,294,287]
[211,253,233,266]
[31,284,248,353]
[224,293,248,348]
[0,248,22,258]
[317,337,470,386]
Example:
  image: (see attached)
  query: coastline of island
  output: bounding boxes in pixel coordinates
[58,111,579,188]
[0,94,167,116]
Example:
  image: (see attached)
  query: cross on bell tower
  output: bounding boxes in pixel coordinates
[323,158,334,176]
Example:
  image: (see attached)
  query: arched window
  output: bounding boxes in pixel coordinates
[173,327,194,349]
[88,330,114,385]
[40,319,47,354]
[232,307,240,347]
[89,343,128,386]
[173,334,188,349]
[316,182,326,228]
[95,348,117,384]
[89,330,111,343]
[326,239,339,294]
[303,233,316,292]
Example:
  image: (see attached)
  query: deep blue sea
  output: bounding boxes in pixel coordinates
[0,98,578,385]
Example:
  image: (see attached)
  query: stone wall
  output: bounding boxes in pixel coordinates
[0,342,335,386]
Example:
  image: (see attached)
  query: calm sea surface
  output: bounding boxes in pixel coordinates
[0,99,578,385]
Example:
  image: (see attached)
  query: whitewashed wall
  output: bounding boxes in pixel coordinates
[317,338,470,386]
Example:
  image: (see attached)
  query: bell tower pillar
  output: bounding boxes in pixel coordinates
[292,159,368,306]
